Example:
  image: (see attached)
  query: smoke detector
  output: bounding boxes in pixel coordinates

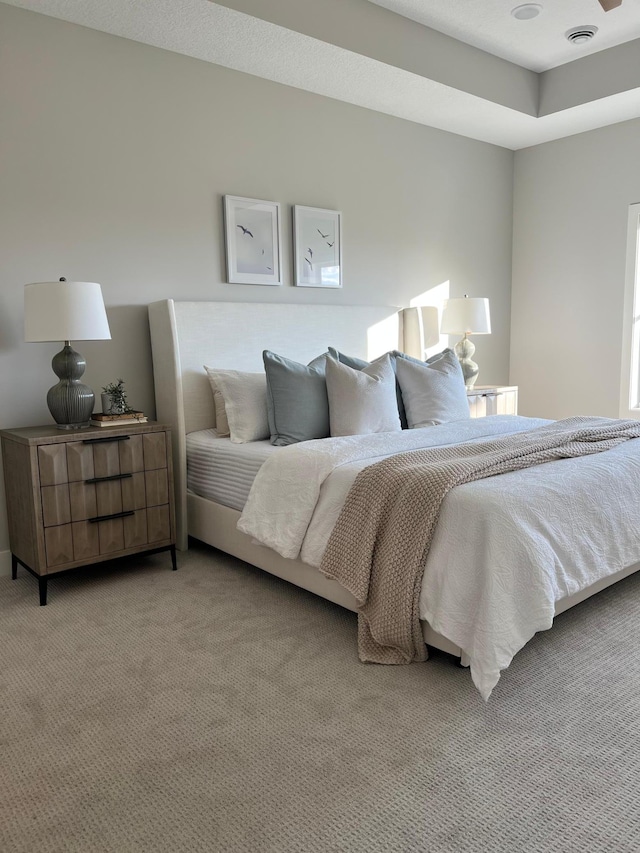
[511,4,543,20]
[566,25,598,45]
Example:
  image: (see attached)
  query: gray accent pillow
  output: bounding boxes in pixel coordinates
[327,347,369,371]
[263,350,329,446]
[327,347,450,428]
[395,349,470,428]
[325,353,401,436]
[329,346,408,427]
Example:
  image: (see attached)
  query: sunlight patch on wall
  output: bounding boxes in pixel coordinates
[409,280,450,357]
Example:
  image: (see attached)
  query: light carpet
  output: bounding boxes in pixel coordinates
[1,541,640,853]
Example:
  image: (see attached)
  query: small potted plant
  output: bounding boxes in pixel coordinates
[101,379,135,415]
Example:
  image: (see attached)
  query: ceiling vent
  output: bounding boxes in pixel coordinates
[566,26,598,45]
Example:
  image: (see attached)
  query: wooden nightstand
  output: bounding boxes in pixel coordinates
[466,385,518,418]
[0,421,176,605]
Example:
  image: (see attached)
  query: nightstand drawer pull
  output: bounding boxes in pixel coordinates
[82,435,131,445]
[88,510,135,523]
[85,473,133,484]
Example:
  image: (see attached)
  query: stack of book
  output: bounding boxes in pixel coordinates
[90,412,148,428]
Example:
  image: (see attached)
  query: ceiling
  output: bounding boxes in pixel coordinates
[3,0,640,150]
[369,0,640,73]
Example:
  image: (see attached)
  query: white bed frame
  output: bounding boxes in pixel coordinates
[148,299,640,663]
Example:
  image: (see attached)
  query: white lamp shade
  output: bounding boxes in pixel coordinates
[441,297,491,335]
[25,281,111,342]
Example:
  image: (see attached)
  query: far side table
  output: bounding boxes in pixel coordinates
[466,385,518,419]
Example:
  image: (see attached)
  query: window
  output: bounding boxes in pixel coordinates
[620,203,640,418]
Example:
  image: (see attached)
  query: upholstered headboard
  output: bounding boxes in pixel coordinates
[148,300,404,547]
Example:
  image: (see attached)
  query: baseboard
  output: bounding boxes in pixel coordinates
[0,550,12,577]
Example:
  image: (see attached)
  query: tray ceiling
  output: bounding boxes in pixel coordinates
[368,0,640,73]
[3,0,640,150]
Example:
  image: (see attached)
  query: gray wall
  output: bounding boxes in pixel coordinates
[0,4,515,554]
[511,117,640,418]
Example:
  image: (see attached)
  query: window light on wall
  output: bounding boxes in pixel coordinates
[620,202,640,418]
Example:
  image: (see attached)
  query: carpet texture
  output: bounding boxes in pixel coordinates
[1,542,640,852]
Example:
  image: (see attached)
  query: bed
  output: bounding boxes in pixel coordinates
[148,299,640,698]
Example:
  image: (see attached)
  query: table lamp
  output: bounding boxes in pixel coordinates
[25,278,112,429]
[440,295,491,388]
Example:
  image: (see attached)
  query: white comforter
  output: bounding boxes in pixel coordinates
[238,416,640,698]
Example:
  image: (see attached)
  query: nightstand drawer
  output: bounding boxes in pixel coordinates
[147,505,171,543]
[145,469,169,507]
[44,506,169,567]
[143,432,167,471]
[120,434,144,473]
[66,442,95,481]
[69,482,98,521]
[41,484,71,527]
[47,518,126,566]
[71,520,100,561]
[121,472,147,511]
[92,441,121,479]
[97,517,126,554]
[124,510,148,548]
[68,509,151,562]
[38,444,68,486]
[41,434,160,488]
[45,524,74,567]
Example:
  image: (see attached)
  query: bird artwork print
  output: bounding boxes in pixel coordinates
[237,225,254,237]
[294,210,340,286]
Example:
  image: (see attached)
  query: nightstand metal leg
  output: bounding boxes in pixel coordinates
[39,577,48,606]
[11,554,17,580]
[170,545,177,571]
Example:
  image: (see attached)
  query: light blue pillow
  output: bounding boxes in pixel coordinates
[396,349,470,427]
[327,348,369,371]
[325,354,401,436]
[263,351,329,446]
[328,347,408,427]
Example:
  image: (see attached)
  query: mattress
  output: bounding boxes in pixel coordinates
[186,430,278,511]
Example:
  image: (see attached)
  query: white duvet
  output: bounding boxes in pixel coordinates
[238,416,640,698]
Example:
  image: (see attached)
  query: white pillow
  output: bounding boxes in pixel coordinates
[203,367,269,443]
[205,373,231,438]
[395,349,470,428]
[325,354,401,437]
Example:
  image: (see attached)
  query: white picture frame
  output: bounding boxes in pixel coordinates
[224,195,282,285]
[293,205,342,288]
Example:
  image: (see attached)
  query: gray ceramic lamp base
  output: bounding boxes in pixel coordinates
[46,343,95,429]
[454,335,479,389]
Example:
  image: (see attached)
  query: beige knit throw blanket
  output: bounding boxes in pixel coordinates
[320,416,640,665]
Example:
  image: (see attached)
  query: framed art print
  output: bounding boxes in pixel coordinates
[224,195,282,285]
[293,205,342,288]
